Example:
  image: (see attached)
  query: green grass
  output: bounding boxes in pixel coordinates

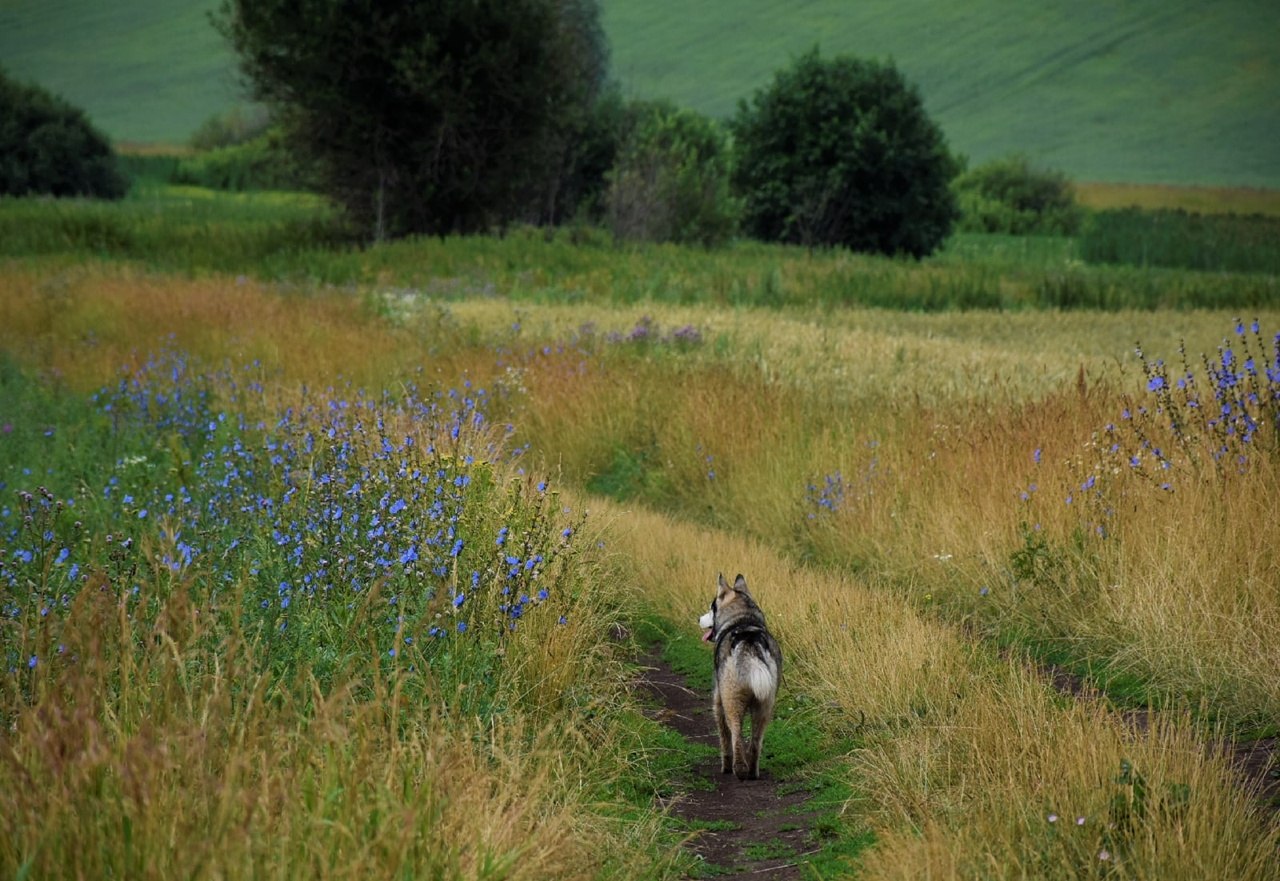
[637,615,875,876]
[601,0,1280,188]
[1081,208,1280,274]
[2,1,1276,188]
[2,187,1277,312]
[0,0,237,145]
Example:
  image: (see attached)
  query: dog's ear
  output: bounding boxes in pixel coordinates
[734,574,749,594]
[717,572,731,596]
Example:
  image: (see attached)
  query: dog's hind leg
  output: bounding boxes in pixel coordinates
[713,692,732,774]
[724,694,752,780]
[747,701,773,780]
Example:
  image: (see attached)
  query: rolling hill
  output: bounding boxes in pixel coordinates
[1,0,1276,187]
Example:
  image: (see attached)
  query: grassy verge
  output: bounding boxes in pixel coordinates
[632,615,876,876]
[492,313,1280,734]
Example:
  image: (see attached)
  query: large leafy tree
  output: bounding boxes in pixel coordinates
[0,68,126,200]
[216,0,608,239]
[731,50,958,257]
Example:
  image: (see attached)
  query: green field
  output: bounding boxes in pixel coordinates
[2,0,1277,187]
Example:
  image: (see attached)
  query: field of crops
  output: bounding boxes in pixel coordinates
[2,188,1278,878]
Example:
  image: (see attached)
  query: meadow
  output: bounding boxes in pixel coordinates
[2,188,1279,878]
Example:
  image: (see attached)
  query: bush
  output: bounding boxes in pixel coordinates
[730,49,958,257]
[605,100,737,246]
[954,154,1082,235]
[188,105,272,151]
[172,129,315,192]
[0,67,126,199]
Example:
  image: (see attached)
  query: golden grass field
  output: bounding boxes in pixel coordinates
[2,243,1278,878]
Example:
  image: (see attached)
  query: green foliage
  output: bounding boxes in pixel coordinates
[5,188,1280,311]
[0,67,126,200]
[172,130,315,192]
[215,0,609,239]
[187,105,271,151]
[1080,208,1280,275]
[730,49,958,257]
[606,100,738,246]
[954,154,1083,235]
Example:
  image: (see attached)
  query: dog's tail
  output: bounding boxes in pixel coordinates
[745,653,779,703]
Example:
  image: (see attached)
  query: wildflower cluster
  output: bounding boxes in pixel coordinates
[804,472,846,518]
[1136,318,1280,472]
[803,443,882,520]
[598,315,704,347]
[2,352,582,679]
[1013,320,1280,553]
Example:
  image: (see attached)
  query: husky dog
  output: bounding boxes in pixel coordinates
[699,573,783,780]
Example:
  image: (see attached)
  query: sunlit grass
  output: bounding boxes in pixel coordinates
[592,497,1280,880]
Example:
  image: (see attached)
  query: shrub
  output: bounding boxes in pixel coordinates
[172,129,315,192]
[605,100,737,246]
[730,49,958,257]
[953,154,1083,235]
[188,105,272,151]
[0,67,126,199]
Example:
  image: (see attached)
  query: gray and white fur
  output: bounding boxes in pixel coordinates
[699,573,783,780]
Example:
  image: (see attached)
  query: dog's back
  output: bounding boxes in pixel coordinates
[715,616,782,710]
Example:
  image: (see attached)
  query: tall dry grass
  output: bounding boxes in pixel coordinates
[496,301,1280,727]
[1075,182,1280,218]
[0,571,670,880]
[0,261,502,392]
[592,497,1280,880]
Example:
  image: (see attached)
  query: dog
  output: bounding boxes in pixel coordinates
[699,573,783,780]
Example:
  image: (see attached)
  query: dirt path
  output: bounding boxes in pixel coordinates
[636,646,820,879]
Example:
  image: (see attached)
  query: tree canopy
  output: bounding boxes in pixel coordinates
[731,49,958,257]
[216,0,609,239]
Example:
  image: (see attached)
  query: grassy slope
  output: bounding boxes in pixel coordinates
[0,0,237,145]
[1,0,1276,187]
[601,0,1280,188]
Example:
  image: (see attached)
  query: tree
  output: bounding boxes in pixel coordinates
[605,100,737,246]
[730,49,958,257]
[216,0,609,240]
[0,67,127,200]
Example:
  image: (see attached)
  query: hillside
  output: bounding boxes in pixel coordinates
[1,0,1276,187]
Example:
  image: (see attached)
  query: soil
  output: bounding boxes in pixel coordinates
[635,646,819,879]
